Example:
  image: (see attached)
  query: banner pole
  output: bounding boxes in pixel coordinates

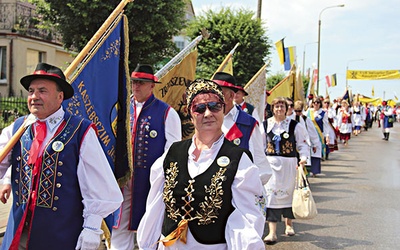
[64,0,133,79]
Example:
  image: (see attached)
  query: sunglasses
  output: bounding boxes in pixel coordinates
[288,104,293,108]
[314,102,321,104]
[191,102,224,114]
[295,110,302,112]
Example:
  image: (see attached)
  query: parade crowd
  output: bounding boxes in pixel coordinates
[0,63,396,250]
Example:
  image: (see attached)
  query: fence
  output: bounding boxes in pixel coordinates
[0,96,29,132]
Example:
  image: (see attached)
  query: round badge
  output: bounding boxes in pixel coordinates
[233,138,241,145]
[283,133,289,139]
[52,141,64,152]
[244,108,248,113]
[149,130,158,138]
[217,156,230,167]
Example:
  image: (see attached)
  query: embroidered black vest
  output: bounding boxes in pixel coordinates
[161,138,250,244]
[265,120,298,157]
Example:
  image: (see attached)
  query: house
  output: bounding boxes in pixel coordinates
[0,0,74,98]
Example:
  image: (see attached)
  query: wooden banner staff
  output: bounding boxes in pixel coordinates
[0,0,134,164]
[64,0,134,79]
[0,114,36,163]
[211,42,240,79]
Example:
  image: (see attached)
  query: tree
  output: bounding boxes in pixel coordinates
[186,7,272,85]
[30,0,187,69]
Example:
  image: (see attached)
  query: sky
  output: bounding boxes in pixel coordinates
[192,0,400,101]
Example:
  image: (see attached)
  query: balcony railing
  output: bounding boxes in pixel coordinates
[0,1,62,43]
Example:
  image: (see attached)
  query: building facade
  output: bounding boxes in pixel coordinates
[0,0,73,98]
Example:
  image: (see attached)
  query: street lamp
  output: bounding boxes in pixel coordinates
[316,4,345,95]
[302,42,318,77]
[346,58,364,88]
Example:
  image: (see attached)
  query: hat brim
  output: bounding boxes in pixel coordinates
[131,77,161,84]
[20,75,74,100]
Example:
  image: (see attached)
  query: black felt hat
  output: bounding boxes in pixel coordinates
[20,63,73,100]
[130,64,160,83]
[212,72,238,93]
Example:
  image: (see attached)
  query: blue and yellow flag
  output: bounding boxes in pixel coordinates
[63,14,131,185]
[284,46,296,71]
[331,74,337,87]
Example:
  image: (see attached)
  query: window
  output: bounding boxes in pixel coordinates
[0,46,6,83]
[175,41,185,51]
[26,49,46,74]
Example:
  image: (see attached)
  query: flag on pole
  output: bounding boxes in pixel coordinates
[212,43,239,78]
[284,46,296,71]
[244,64,268,120]
[331,73,337,87]
[325,75,331,87]
[63,14,131,185]
[275,38,285,65]
[154,50,198,140]
[268,66,296,103]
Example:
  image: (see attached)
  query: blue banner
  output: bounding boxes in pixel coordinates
[63,14,130,184]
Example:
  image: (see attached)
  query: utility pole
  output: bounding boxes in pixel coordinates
[257,0,262,19]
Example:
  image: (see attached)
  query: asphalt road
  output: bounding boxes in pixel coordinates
[1,123,399,249]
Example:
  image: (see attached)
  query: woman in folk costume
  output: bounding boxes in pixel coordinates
[380,100,394,141]
[137,79,266,249]
[322,98,339,157]
[351,101,365,136]
[306,97,330,172]
[337,100,353,146]
[263,97,310,244]
[293,100,322,177]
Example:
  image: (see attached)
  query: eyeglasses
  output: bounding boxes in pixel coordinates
[191,102,224,114]
[294,110,302,112]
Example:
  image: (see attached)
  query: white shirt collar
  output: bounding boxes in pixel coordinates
[37,107,64,132]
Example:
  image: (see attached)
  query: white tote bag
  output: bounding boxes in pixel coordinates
[292,167,318,219]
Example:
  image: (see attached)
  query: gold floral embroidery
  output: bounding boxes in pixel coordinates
[282,140,294,154]
[163,162,180,221]
[163,161,227,225]
[266,142,275,154]
[196,168,226,225]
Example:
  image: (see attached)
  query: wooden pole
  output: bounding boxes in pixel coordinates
[64,0,133,79]
[0,114,36,163]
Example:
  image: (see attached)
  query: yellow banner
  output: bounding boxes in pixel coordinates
[268,69,295,103]
[347,70,400,80]
[154,50,198,140]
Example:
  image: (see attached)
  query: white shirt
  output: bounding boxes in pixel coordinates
[137,134,266,250]
[222,106,271,184]
[0,107,123,229]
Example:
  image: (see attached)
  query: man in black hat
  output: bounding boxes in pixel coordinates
[212,72,271,185]
[0,63,123,250]
[110,64,182,249]
[233,83,262,124]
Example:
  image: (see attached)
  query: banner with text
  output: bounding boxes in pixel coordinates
[347,70,400,80]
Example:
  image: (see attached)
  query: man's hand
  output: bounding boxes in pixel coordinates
[0,184,11,204]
